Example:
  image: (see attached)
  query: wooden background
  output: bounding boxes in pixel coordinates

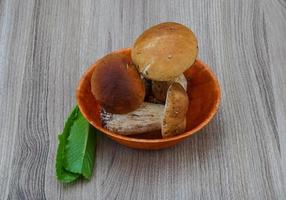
[1,0,286,199]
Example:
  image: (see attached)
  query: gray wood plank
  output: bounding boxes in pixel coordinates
[0,0,285,199]
[0,0,38,198]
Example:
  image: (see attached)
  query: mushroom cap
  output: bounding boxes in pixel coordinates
[152,74,187,103]
[152,81,171,103]
[91,52,145,114]
[131,22,198,81]
[162,82,189,138]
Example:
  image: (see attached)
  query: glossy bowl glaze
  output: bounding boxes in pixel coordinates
[77,48,221,150]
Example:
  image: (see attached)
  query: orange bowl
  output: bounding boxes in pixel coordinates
[77,48,221,150]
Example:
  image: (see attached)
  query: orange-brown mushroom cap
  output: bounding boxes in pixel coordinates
[162,82,189,138]
[91,52,145,114]
[131,22,198,81]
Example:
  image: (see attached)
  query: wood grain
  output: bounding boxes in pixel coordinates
[1,0,286,199]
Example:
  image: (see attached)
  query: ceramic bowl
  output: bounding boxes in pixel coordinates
[77,48,221,150]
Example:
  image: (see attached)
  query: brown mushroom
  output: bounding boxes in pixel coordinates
[91,52,145,114]
[101,82,189,137]
[162,82,189,138]
[152,74,187,102]
[131,22,198,81]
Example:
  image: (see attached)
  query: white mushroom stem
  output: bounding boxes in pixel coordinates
[174,74,188,90]
[101,102,164,135]
[101,82,189,137]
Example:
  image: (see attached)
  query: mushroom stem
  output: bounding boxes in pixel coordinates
[101,102,164,135]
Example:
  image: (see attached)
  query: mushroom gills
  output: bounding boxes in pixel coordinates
[101,102,164,135]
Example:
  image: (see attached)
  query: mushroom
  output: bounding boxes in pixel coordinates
[152,74,187,102]
[131,22,198,81]
[162,82,189,138]
[102,82,189,137]
[91,52,145,114]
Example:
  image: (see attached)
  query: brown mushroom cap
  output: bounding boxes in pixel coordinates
[151,81,171,103]
[162,82,189,138]
[131,22,198,81]
[152,74,187,103]
[91,52,145,114]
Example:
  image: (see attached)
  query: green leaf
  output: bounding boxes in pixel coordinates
[63,111,97,179]
[55,106,97,183]
[56,106,81,183]
[81,127,97,179]
[56,133,80,183]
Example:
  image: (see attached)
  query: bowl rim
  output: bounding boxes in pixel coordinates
[77,48,221,144]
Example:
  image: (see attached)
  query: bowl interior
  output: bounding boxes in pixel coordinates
[77,48,220,144]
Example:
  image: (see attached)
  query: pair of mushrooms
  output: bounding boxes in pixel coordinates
[91,22,198,138]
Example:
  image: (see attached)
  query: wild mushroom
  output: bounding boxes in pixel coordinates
[161,82,189,138]
[102,82,189,137]
[131,22,198,81]
[152,74,187,103]
[91,52,145,114]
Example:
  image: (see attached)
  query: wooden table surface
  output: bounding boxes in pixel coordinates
[1,0,286,199]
